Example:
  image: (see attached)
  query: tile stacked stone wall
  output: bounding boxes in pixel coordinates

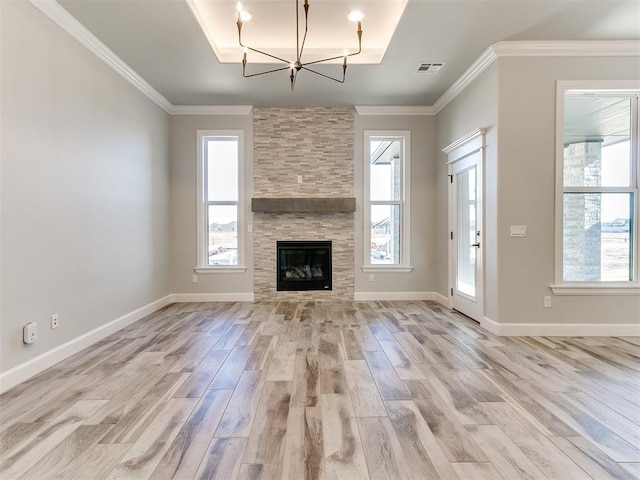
[563,141,602,281]
[253,107,354,301]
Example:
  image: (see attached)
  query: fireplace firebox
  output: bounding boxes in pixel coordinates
[277,241,332,291]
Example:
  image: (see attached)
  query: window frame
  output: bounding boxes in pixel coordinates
[195,130,246,273]
[362,130,412,273]
[552,81,640,295]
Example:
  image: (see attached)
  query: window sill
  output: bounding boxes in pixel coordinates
[194,266,247,274]
[550,284,640,296]
[361,266,413,274]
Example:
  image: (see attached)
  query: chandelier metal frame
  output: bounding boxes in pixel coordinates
[236,0,363,90]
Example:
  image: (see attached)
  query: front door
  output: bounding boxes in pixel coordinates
[450,149,483,321]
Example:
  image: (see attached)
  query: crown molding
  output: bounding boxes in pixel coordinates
[491,40,640,57]
[432,46,497,114]
[170,105,254,115]
[355,106,435,116]
[27,0,173,113]
[433,40,640,114]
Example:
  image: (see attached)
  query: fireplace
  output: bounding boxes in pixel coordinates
[277,241,332,291]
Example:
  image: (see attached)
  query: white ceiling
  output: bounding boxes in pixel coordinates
[57,0,640,107]
[565,96,632,147]
[187,0,407,64]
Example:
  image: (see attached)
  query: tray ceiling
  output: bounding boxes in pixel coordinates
[187,0,407,64]
[55,0,640,107]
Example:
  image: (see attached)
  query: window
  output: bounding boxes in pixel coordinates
[363,131,411,271]
[554,83,639,294]
[196,131,245,272]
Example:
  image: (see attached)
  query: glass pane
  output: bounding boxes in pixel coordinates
[370,138,402,201]
[370,204,400,264]
[207,137,239,201]
[207,204,238,266]
[457,167,476,297]
[564,96,631,187]
[563,193,633,282]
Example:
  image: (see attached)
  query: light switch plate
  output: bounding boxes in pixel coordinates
[510,225,526,237]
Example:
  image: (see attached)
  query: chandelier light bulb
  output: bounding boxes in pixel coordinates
[236,2,243,13]
[348,10,363,22]
[240,10,252,21]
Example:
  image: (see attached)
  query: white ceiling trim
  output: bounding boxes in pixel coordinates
[28,0,173,113]
[355,106,435,116]
[442,128,486,157]
[432,47,497,114]
[433,40,640,115]
[492,40,640,57]
[170,105,254,115]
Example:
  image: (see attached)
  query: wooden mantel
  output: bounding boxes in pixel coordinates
[251,197,356,213]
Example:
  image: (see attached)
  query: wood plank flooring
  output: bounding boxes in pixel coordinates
[1,301,639,479]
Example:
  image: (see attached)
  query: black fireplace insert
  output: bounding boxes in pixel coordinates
[277,241,332,291]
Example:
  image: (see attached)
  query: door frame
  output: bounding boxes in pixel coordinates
[443,128,486,321]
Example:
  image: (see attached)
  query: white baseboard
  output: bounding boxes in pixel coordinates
[171,293,255,303]
[0,295,173,395]
[481,316,640,336]
[481,316,500,335]
[431,292,451,308]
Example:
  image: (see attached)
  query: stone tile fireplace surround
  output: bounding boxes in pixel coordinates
[253,107,354,301]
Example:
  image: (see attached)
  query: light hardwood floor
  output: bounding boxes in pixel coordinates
[1,301,639,479]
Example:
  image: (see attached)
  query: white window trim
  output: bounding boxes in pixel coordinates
[361,266,414,273]
[196,130,246,273]
[553,80,640,295]
[363,130,412,271]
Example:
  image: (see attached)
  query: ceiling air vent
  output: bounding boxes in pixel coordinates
[417,62,445,74]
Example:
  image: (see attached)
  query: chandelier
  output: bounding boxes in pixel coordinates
[236,0,363,90]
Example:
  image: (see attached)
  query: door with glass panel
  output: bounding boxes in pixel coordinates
[451,150,483,321]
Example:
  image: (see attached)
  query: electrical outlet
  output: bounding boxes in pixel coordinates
[23,322,37,344]
[51,314,59,329]
[544,296,552,308]
[369,274,375,282]
[192,274,198,284]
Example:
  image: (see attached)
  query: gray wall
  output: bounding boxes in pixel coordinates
[169,114,254,295]
[436,65,499,320]
[497,56,640,325]
[1,1,170,372]
[171,111,436,298]
[437,56,640,326]
[354,113,437,294]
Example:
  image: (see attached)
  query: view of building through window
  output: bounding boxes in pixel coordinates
[562,94,635,282]
[369,138,403,264]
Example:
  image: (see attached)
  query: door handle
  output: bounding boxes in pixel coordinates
[471,243,480,247]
